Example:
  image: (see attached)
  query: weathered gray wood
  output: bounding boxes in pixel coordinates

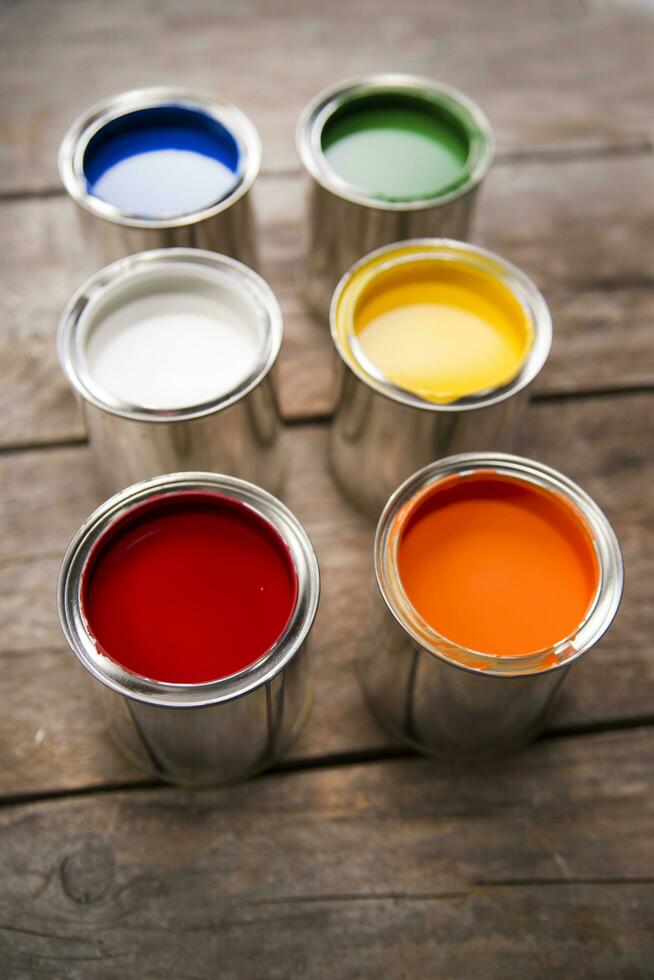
[1,4,652,975]
[0,392,650,797]
[2,0,654,193]
[0,729,652,978]
[2,884,649,979]
[2,152,654,449]
[477,154,654,291]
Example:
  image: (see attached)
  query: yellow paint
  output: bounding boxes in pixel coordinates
[334,244,534,404]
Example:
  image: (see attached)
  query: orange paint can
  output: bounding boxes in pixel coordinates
[360,453,623,760]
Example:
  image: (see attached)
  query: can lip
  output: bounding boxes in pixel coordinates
[59,86,261,228]
[57,248,283,423]
[330,238,552,412]
[375,452,624,679]
[57,472,320,708]
[296,73,494,211]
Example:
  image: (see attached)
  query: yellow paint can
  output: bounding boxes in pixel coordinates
[333,241,534,404]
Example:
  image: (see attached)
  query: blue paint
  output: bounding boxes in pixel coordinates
[83,105,241,218]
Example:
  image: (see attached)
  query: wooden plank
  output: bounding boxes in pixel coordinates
[0,728,652,977]
[261,153,654,290]
[0,392,651,797]
[2,152,654,449]
[477,155,654,292]
[2,0,654,193]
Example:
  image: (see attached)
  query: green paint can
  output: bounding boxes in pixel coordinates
[297,74,494,317]
[321,93,472,203]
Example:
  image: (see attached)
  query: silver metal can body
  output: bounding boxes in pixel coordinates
[58,248,286,497]
[71,188,258,270]
[96,635,310,786]
[360,453,624,761]
[330,361,527,518]
[81,371,284,497]
[59,87,261,269]
[361,596,569,761]
[57,473,321,787]
[297,75,494,318]
[302,179,479,319]
[328,239,553,518]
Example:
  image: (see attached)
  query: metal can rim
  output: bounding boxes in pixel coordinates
[57,472,321,708]
[330,238,552,412]
[59,86,261,228]
[57,248,283,423]
[374,452,624,678]
[296,73,495,211]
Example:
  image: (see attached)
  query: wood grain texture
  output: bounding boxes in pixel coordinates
[0,728,652,978]
[1,2,653,976]
[2,0,654,193]
[0,392,651,798]
[2,151,654,449]
[1,3,653,973]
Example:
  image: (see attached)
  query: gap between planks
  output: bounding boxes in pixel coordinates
[0,384,653,457]
[0,140,651,204]
[1,718,654,812]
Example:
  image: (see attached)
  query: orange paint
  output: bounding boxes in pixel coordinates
[396,472,600,656]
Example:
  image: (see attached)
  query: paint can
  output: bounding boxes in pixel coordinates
[297,74,494,317]
[59,87,261,268]
[57,472,320,786]
[361,452,623,760]
[58,248,285,496]
[329,239,552,518]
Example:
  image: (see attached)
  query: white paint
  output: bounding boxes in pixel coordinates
[80,265,264,411]
[91,149,238,218]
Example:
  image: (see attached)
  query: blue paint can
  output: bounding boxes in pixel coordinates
[60,87,261,267]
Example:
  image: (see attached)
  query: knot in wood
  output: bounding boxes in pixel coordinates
[60,839,115,904]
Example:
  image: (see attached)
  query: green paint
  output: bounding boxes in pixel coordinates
[321,95,471,203]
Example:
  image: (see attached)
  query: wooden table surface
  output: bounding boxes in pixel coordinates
[1,1,653,976]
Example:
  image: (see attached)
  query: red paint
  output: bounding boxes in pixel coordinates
[81,491,298,684]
